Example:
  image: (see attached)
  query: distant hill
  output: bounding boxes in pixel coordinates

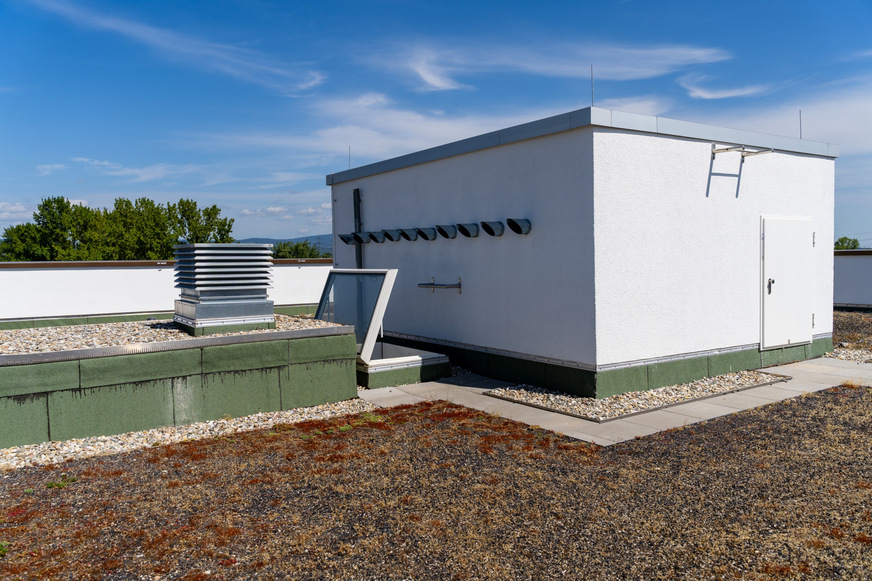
[237,234,333,256]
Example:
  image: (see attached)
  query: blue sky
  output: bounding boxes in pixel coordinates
[1,0,870,242]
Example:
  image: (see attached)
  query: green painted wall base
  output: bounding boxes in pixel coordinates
[384,336,833,399]
[0,330,356,448]
[357,361,451,389]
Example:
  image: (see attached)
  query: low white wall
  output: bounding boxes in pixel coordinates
[0,261,331,320]
[834,252,872,307]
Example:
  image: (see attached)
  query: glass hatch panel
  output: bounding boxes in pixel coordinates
[315,269,397,363]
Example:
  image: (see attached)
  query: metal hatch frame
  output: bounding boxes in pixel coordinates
[314,268,398,364]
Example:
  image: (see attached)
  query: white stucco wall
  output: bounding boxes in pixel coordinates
[834,253,872,307]
[332,128,598,365]
[593,128,834,365]
[0,263,330,320]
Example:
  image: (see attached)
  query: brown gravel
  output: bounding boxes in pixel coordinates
[0,312,869,579]
[1,390,871,579]
[833,310,872,347]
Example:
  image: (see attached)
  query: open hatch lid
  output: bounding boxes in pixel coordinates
[314,269,398,364]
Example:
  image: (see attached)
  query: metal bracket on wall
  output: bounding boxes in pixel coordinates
[418,277,462,294]
[712,144,774,163]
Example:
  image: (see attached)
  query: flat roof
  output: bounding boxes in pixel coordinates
[326,106,839,185]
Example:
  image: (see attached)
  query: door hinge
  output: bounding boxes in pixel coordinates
[812,232,816,247]
[812,313,815,328]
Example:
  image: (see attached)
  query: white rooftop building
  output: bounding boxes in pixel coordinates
[326,107,837,397]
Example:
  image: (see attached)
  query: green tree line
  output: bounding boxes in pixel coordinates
[834,236,860,250]
[272,240,330,259]
[0,196,234,261]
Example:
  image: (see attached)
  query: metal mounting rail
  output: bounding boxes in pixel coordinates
[418,277,462,293]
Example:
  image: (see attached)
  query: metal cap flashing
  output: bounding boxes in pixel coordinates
[326,106,839,186]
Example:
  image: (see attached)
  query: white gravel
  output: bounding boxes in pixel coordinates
[825,346,872,363]
[489,370,783,422]
[0,314,338,355]
[0,397,376,472]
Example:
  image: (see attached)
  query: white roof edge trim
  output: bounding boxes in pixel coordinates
[326,106,839,186]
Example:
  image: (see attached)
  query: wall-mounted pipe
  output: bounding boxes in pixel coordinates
[457,223,479,238]
[416,227,437,241]
[507,218,532,235]
[436,224,457,239]
[353,188,363,269]
[399,228,419,241]
[383,229,401,242]
[481,221,505,237]
[368,231,386,243]
[339,233,356,245]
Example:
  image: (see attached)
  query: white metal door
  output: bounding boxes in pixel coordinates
[761,217,813,350]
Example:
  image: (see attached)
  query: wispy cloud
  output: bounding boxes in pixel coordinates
[677,74,771,99]
[0,202,32,221]
[377,41,731,91]
[703,76,872,154]
[0,87,15,94]
[197,93,561,165]
[27,0,326,94]
[72,157,200,182]
[36,163,67,176]
[596,96,673,116]
[240,206,293,219]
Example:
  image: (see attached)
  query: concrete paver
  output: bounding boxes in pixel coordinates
[358,358,872,446]
[705,392,782,409]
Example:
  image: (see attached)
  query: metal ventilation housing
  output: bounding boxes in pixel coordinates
[173,243,275,335]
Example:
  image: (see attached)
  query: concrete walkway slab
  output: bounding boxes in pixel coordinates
[357,358,870,446]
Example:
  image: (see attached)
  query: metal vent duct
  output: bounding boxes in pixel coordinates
[173,243,275,334]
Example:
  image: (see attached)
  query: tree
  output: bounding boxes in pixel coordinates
[835,236,860,250]
[168,198,234,244]
[0,222,42,261]
[107,198,174,260]
[1,196,235,261]
[272,240,326,259]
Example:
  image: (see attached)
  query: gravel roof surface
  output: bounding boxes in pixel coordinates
[1,390,871,579]
[0,314,338,355]
[0,311,869,578]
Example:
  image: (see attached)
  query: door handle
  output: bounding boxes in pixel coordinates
[767,278,775,294]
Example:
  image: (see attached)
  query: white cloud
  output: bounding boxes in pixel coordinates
[67,199,89,207]
[28,0,325,94]
[240,206,293,219]
[596,96,673,116]
[0,202,32,220]
[677,75,771,99]
[0,87,15,94]
[188,93,567,169]
[320,202,331,209]
[310,215,332,226]
[376,41,730,91]
[36,163,67,176]
[702,76,872,154]
[72,157,200,182]
[296,207,320,215]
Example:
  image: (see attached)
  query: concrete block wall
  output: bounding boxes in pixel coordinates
[0,328,357,448]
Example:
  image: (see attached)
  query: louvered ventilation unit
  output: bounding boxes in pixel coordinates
[173,243,274,335]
